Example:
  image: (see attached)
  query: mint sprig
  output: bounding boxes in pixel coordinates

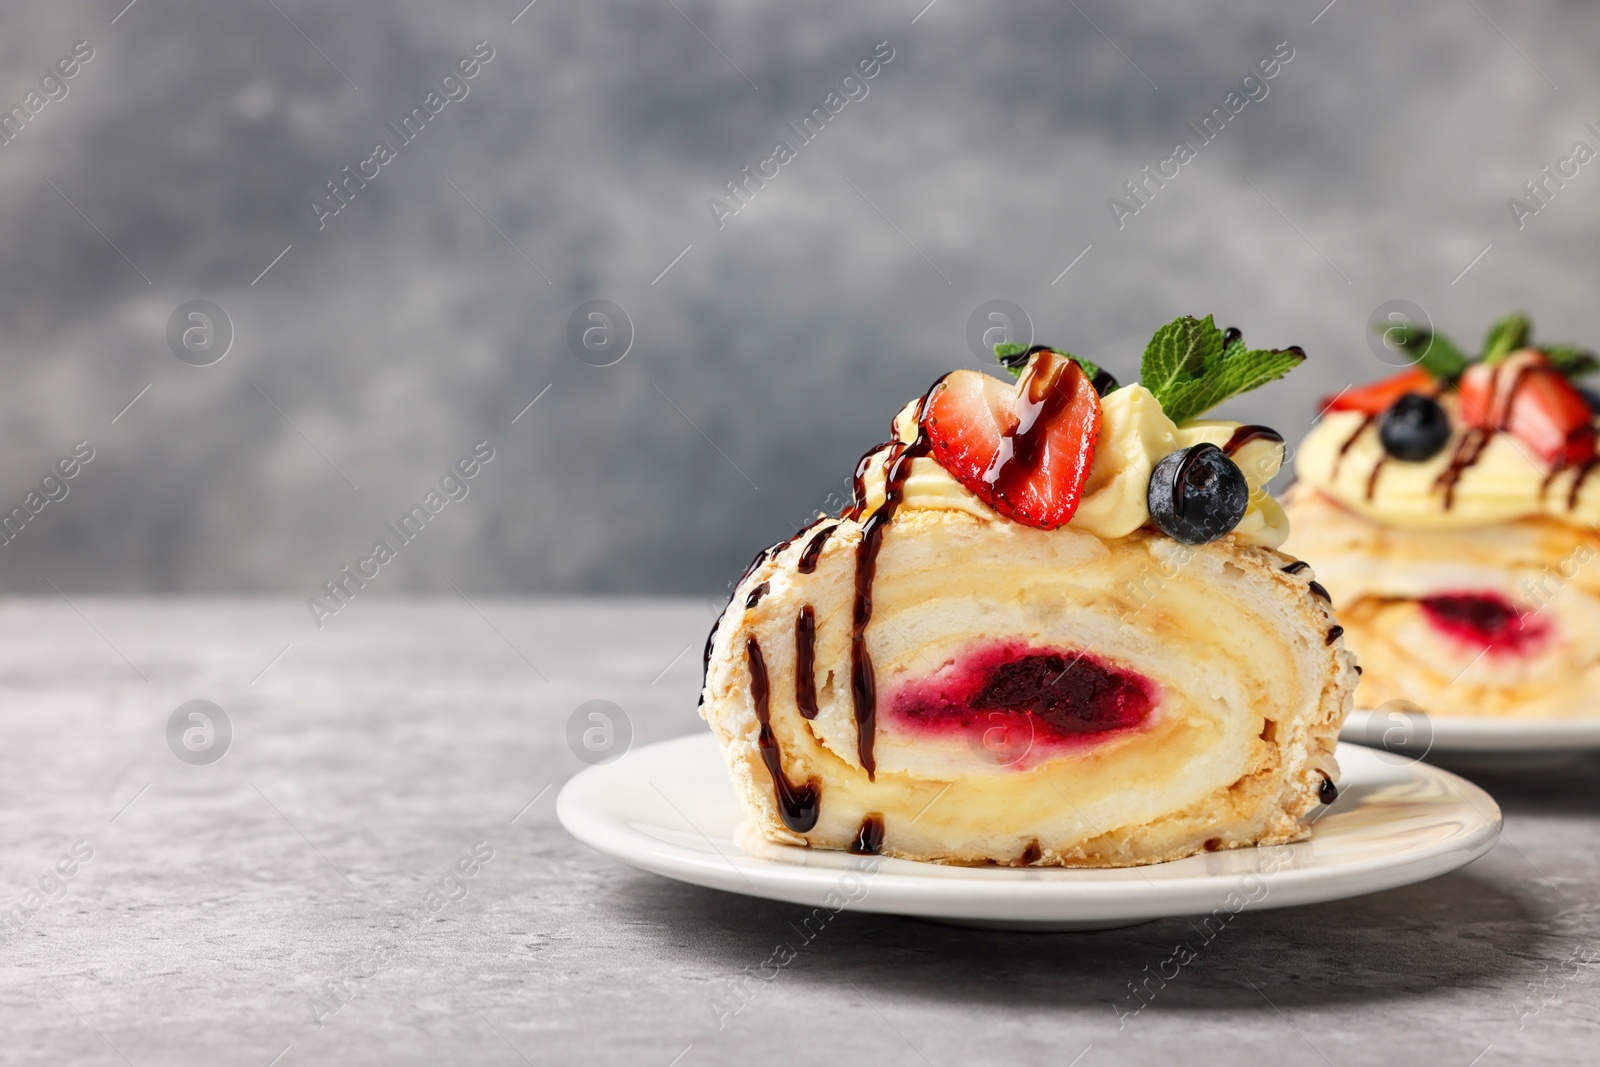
[1376,323,1470,382]
[1482,312,1530,364]
[1139,315,1304,425]
[1377,311,1594,380]
[1543,344,1598,378]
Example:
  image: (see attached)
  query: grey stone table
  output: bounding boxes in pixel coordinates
[2,598,1597,1066]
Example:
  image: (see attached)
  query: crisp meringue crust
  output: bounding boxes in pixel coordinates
[701,512,1355,866]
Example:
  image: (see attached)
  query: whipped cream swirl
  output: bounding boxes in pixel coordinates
[1296,406,1600,529]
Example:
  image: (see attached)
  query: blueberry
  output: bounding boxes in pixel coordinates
[1378,393,1451,462]
[1147,444,1250,544]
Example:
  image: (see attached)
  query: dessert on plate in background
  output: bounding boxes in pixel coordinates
[699,315,1357,868]
[1284,312,1600,719]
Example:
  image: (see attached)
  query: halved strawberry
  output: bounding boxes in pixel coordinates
[1320,367,1434,415]
[1456,349,1539,427]
[920,350,1100,529]
[1458,349,1597,466]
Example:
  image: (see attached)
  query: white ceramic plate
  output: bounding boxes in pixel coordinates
[1342,707,1600,757]
[557,733,1501,931]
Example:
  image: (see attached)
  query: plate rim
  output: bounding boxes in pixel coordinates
[558,733,1503,923]
[1342,706,1600,753]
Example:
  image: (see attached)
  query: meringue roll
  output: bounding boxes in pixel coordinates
[1284,320,1600,718]
[702,323,1357,867]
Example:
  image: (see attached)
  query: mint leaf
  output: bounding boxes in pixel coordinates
[993,342,1116,393]
[1140,316,1222,400]
[1482,312,1530,363]
[1377,324,1469,382]
[1544,343,1599,378]
[1139,317,1304,424]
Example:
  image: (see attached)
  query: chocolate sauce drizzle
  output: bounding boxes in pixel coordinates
[1281,561,1335,615]
[1435,429,1492,509]
[1171,443,1221,519]
[1424,362,1555,511]
[1364,455,1389,501]
[797,524,837,574]
[850,814,885,855]
[1569,457,1600,510]
[1331,413,1377,479]
[852,437,928,779]
[1222,425,1284,456]
[745,582,769,609]
[699,545,776,708]
[982,357,1079,504]
[1325,625,1345,645]
[1318,774,1339,805]
[794,606,819,720]
[845,382,944,780]
[846,445,884,522]
[1491,362,1535,425]
[1021,839,1042,865]
[747,637,820,832]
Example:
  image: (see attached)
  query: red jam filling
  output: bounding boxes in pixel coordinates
[1418,592,1548,656]
[886,640,1155,762]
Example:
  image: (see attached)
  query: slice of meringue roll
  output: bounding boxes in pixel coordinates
[701,330,1357,867]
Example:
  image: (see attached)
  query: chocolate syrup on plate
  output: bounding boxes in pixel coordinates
[747,637,819,833]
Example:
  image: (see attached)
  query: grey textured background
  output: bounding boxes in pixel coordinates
[3,0,1598,595]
